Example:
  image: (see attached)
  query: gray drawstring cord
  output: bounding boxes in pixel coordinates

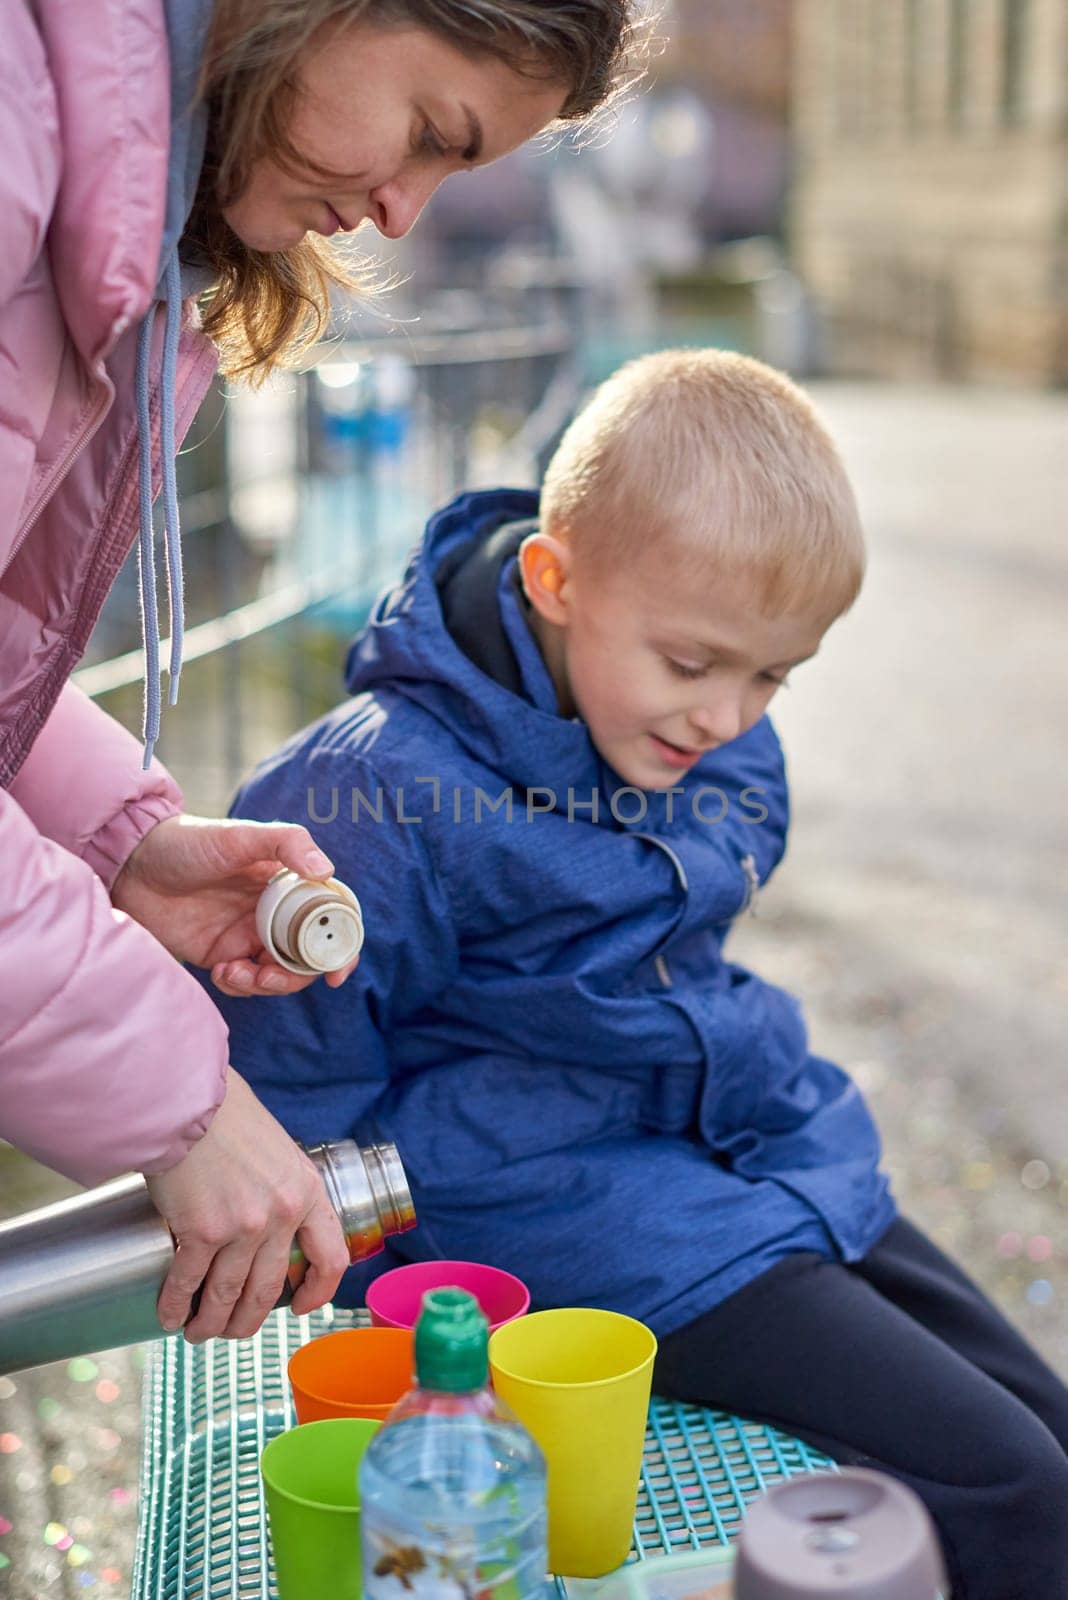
[135,304,161,770]
[160,253,185,711]
[134,256,186,769]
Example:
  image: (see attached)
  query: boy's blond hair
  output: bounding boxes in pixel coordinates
[540,349,865,620]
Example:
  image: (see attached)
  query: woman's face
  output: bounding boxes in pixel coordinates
[223,20,568,252]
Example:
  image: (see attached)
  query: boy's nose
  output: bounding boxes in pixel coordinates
[368,171,445,239]
[689,696,744,746]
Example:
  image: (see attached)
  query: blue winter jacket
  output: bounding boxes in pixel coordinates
[213,488,896,1336]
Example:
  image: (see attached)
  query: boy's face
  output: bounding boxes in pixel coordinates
[526,541,828,791]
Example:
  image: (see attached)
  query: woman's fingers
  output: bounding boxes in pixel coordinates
[218,1236,297,1341]
[211,959,317,997]
[182,1237,262,1343]
[181,817,333,883]
[210,953,360,997]
[273,824,335,881]
[289,1196,352,1318]
[216,820,334,882]
[145,1069,343,1343]
[172,1184,348,1339]
[156,1237,215,1334]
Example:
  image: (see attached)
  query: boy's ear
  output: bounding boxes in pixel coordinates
[519,531,572,624]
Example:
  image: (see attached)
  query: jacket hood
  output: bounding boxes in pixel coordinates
[345,489,612,798]
[161,0,215,294]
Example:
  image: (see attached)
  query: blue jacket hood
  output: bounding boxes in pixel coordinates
[345,488,615,798]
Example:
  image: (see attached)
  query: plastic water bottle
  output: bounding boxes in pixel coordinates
[360,1287,548,1600]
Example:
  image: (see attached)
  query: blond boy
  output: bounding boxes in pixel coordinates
[212,352,1068,1594]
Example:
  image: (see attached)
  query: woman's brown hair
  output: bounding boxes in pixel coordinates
[186,0,649,382]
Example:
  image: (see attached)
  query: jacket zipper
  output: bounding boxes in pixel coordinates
[633,832,689,890]
[8,387,111,568]
[655,856,758,986]
[740,852,761,914]
[7,300,152,571]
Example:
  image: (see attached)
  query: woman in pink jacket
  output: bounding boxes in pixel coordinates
[1,0,638,1344]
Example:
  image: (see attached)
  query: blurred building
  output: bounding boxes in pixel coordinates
[657,0,794,240]
[791,0,1068,384]
[661,0,792,117]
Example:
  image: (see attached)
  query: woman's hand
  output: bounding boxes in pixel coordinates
[110,813,359,997]
[146,1069,351,1340]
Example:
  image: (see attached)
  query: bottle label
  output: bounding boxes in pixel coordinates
[363,1494,534,1600]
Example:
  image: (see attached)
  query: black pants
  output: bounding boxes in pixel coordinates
[654,1216,1068,1599]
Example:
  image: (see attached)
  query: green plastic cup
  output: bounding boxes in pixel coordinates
[260,1417,380,1600]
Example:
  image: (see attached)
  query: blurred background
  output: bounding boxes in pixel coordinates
[2,2,1067,1592]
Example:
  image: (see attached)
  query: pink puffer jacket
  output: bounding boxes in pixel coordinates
[0,0,228,1185]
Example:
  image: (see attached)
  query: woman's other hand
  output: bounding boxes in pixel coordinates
[145,1068,351,1340]
[110,813,360,997]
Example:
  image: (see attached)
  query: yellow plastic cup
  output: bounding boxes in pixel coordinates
[489,1308,657,1578]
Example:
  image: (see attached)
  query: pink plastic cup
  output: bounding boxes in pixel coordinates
[366,1260,530,1334]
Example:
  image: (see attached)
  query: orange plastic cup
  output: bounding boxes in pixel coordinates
[288,1328,414,1424]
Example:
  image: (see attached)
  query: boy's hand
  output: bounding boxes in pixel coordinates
[111,814,360,997]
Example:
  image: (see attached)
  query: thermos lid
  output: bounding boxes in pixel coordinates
[303,1141,417,1266]
[289,893,362,970]
[256,870,364,975]
[733,1469,946,1599]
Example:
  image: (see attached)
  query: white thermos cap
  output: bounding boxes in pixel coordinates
[256,869,364,976]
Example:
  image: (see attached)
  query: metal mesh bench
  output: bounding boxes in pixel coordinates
[132,1306,836,1599]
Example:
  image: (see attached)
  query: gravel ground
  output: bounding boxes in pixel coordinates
[0,1155,143,1598]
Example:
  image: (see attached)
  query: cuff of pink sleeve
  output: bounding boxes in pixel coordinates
[82,790,184,892]
[138,1055,230,1177]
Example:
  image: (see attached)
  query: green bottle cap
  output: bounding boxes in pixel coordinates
[414,1288,489,1392]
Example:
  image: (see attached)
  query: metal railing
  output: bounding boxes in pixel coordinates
[75,313,584,813]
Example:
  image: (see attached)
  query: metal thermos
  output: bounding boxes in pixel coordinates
[0,1140,415,1376]
[732,1468,947,1598]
